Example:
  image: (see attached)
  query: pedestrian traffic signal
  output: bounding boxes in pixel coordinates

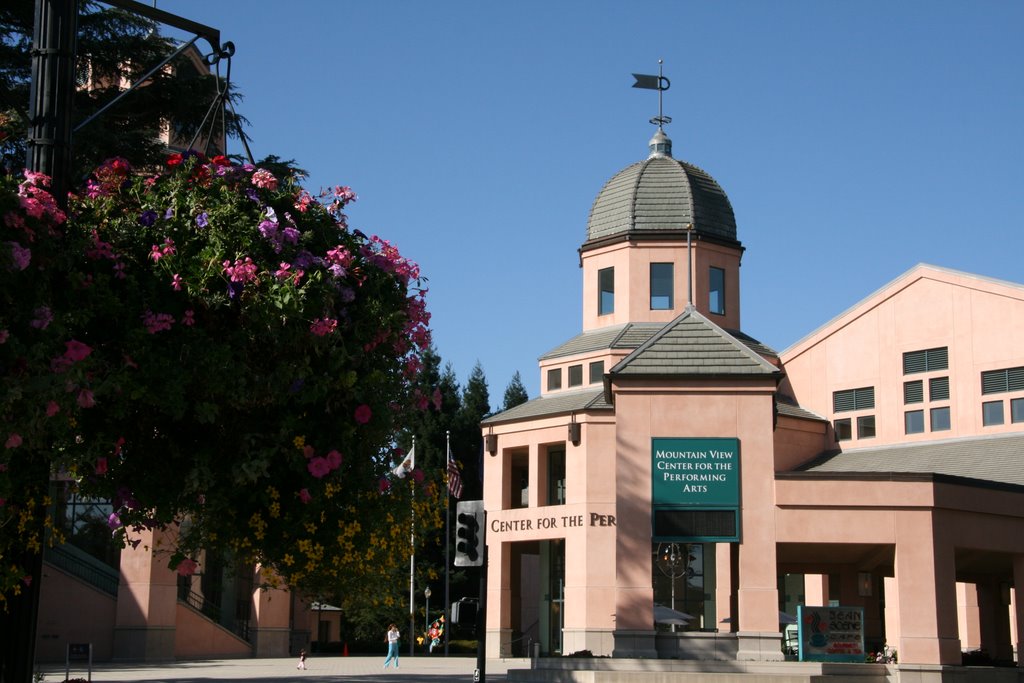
[451,598,478,625]
[455,500,484,567]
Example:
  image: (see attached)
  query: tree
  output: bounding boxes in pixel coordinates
[453,362,490,503]
[1,0,246,178]
[502,370,529,411]
[1,154,441,620]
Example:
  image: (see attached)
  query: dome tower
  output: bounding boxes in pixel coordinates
[579,103,744,332]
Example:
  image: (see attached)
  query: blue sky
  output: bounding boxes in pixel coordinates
[161,0,1023,406]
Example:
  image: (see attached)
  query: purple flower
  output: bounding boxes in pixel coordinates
[5,242,30,271]
[164,207,174,220]
[293,250,315,269]
[245,188,259,202]
[282,227,300,245]
[258,219,278,239]
[196,212,209,228]
[227,281,244,300]
[139,210,158,227]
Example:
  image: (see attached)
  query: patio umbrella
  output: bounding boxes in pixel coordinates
[654,604,694,625]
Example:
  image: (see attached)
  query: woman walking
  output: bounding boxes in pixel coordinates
[383,623,400,669]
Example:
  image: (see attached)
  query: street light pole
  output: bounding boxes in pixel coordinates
[425,587,431,633]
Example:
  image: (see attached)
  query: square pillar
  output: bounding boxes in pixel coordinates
[113,528,178,660]
[893,510,960,665]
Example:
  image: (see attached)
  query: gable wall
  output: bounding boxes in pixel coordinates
[780,268,1024,449]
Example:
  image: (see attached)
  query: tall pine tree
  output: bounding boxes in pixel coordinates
[502,370,529,410]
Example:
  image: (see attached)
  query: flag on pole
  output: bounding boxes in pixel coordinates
[446,451,463,499]
[392,445,415,478]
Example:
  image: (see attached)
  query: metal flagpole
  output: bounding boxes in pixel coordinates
[409,436,416,656]
[444,430,451,656]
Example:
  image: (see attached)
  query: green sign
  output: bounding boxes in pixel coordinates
[651,437,740,506]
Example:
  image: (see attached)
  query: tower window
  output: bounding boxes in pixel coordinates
[598,267,614,315]
[650,263,673,310]
[589,361,604,384]
[709,267,725,315]
[568,364,583,388]
[547,368,562,391]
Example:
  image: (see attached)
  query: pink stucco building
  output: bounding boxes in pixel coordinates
[481,122,1024,680]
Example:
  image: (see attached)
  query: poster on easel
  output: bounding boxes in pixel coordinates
[797,605,865,662]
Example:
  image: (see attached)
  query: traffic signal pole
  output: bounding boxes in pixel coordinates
[454,500,486,682]
[475,532,487,683]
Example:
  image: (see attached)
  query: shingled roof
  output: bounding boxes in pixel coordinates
[786,432,1024,488]
[482,388,611,426]
[539,323,662,360]
[609,306,782,379]
[586,155,738,245]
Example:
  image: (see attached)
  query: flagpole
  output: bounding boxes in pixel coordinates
[444,430,451,656]
[409,436,415,657]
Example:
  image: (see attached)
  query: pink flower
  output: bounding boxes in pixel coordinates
[5,433,22,449]
[222,256,258,283]
[378,477,391,493]
[310,318,337,336]
[298,488,312,504]
[63,339,93,362]
[176,558,198,576]
[30,306,53,329]
[325,449,342,470]
[303,445,315,459]
[142,310,175,333]
[106,512,121,530]
[77,389,95,408]
[45,401,60,417]
[171,274,183,291]
[95,457,108,475]
[251,168,278,191]
[307,457,331,479]
[354,404,372,424]
[182,310,195,326]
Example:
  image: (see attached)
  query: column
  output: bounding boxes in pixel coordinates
[893,511,960,665]
[113,528,178,660]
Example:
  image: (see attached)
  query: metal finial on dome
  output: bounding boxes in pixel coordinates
[631,59,672,158]
[648,127,672,159]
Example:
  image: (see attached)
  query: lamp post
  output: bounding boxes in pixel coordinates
[424,587,432,632]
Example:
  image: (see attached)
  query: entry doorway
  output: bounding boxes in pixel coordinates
[507,539,565,656]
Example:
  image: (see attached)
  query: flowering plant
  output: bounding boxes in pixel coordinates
[1,154,441,604]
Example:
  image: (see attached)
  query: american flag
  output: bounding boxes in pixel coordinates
[447,452,463,499]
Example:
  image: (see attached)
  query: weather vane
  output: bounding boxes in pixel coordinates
[632,59,671,128]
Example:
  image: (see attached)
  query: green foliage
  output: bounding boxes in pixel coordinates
[502,370,529,410]
[1,155,440,604]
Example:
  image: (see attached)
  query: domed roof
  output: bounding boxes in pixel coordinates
[585,131,737,245]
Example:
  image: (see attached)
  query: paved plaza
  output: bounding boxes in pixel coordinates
[39,655,528,683]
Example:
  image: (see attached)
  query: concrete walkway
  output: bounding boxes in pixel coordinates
[39,655,530,683]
